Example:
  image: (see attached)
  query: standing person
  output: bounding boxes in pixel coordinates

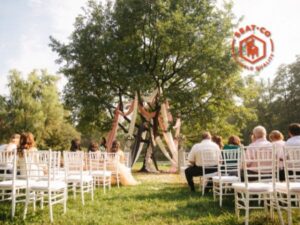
[212,135,224,150]
[99,137,107,151]
[70,138,81,152]
[285,123,300,146]
[5,134,20,152]
[269,130,285,181]
[185,132,220,192]
[223,135,241,150]
[110,140,139,186]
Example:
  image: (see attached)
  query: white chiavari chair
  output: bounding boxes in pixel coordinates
[232,146,275,225]
[23,150,67,223]
[213,148,241,206]
[199,149,220,196]
[0,148,27,218]
[106,153,120,188]
[88,152,112,193]
[63,151,93,205]
[275,146,300,225]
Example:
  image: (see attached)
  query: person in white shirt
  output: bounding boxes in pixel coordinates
[244,126,272,178]
[269,130,285,181]
[285,123,300,146]
[185,132,220,192]
[5,134,20,152]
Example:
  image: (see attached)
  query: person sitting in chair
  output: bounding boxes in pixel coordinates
[185,131,220,192]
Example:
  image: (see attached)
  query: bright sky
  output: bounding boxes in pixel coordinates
[0,0,300,95]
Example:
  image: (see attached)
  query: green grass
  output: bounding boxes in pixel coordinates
[0,172,299,225]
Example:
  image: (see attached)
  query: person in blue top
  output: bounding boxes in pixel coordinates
[223,135,241,150]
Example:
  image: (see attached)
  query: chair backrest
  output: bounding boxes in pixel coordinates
[24,150,61,182]
[242,146,274,185]
[106,153,120,173]
[219,148,241,177]
[63,151,84,176]
[0,149,17,181]
[88,152,107,172]
[199,149,220,173]
[283,146,300,185]
[124,152,131,168]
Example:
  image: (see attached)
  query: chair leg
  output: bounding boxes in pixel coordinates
[33,192,36,212]
[275,192,284,225]
[91,182,94,201]
[213,182,216,201]
[49,191,53,223]
[23,190,30,220]
[219,183,223,207]
[11,189,16,218]
[245,193,249,225]
[235,191,239,219]
[63,188,67,214]
[81,185,85,205]
[287,193,292,225]
[202,178,205,196]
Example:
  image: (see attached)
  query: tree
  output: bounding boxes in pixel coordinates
[0,70,79,150]
[50,0,243,170]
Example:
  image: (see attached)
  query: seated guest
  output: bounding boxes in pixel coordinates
[269,130,285,181]
[223,135,241,150]
[110,140,139,186]
[212,135,224,150]
[243,126,272,180]
[5,133,21,152]
[88,141,99,152]
[185,131,220,192]
[18,132,38,175]
[285,123,300,146]
[248,126,271,147]
[70,138,81,152]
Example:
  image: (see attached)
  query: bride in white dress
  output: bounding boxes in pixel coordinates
[110,140,139,186]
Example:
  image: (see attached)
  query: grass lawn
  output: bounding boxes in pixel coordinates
[0,166,299,225]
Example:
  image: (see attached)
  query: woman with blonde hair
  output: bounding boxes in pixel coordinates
[269,130,285,181]
[110,140,139,186]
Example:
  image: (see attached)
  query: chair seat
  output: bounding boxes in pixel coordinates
[203,172,218,178]
[212,176,239,182]
[276,182,300,193]
[30,181,67,191]
[67,174,93,183]
[0,179,27,188]
[232,182,273,192]
[90,170,112,177]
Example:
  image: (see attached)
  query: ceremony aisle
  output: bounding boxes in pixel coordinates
[0,170,296,225]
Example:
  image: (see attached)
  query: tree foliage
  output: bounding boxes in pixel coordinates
[50,0,249,146]
[0,70,79,150]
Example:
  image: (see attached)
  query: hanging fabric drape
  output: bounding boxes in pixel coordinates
[159,103,178,170]
[128,96,138,137]
[133,131,147,165]
[106,109,120,151]
[155,136,176,165]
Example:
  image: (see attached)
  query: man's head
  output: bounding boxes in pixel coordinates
[252,126,267,139]
[202,131,211,140]
[288,123,300,137]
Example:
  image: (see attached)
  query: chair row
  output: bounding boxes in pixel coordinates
[0,150,122,222]
[201,145,300,225]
